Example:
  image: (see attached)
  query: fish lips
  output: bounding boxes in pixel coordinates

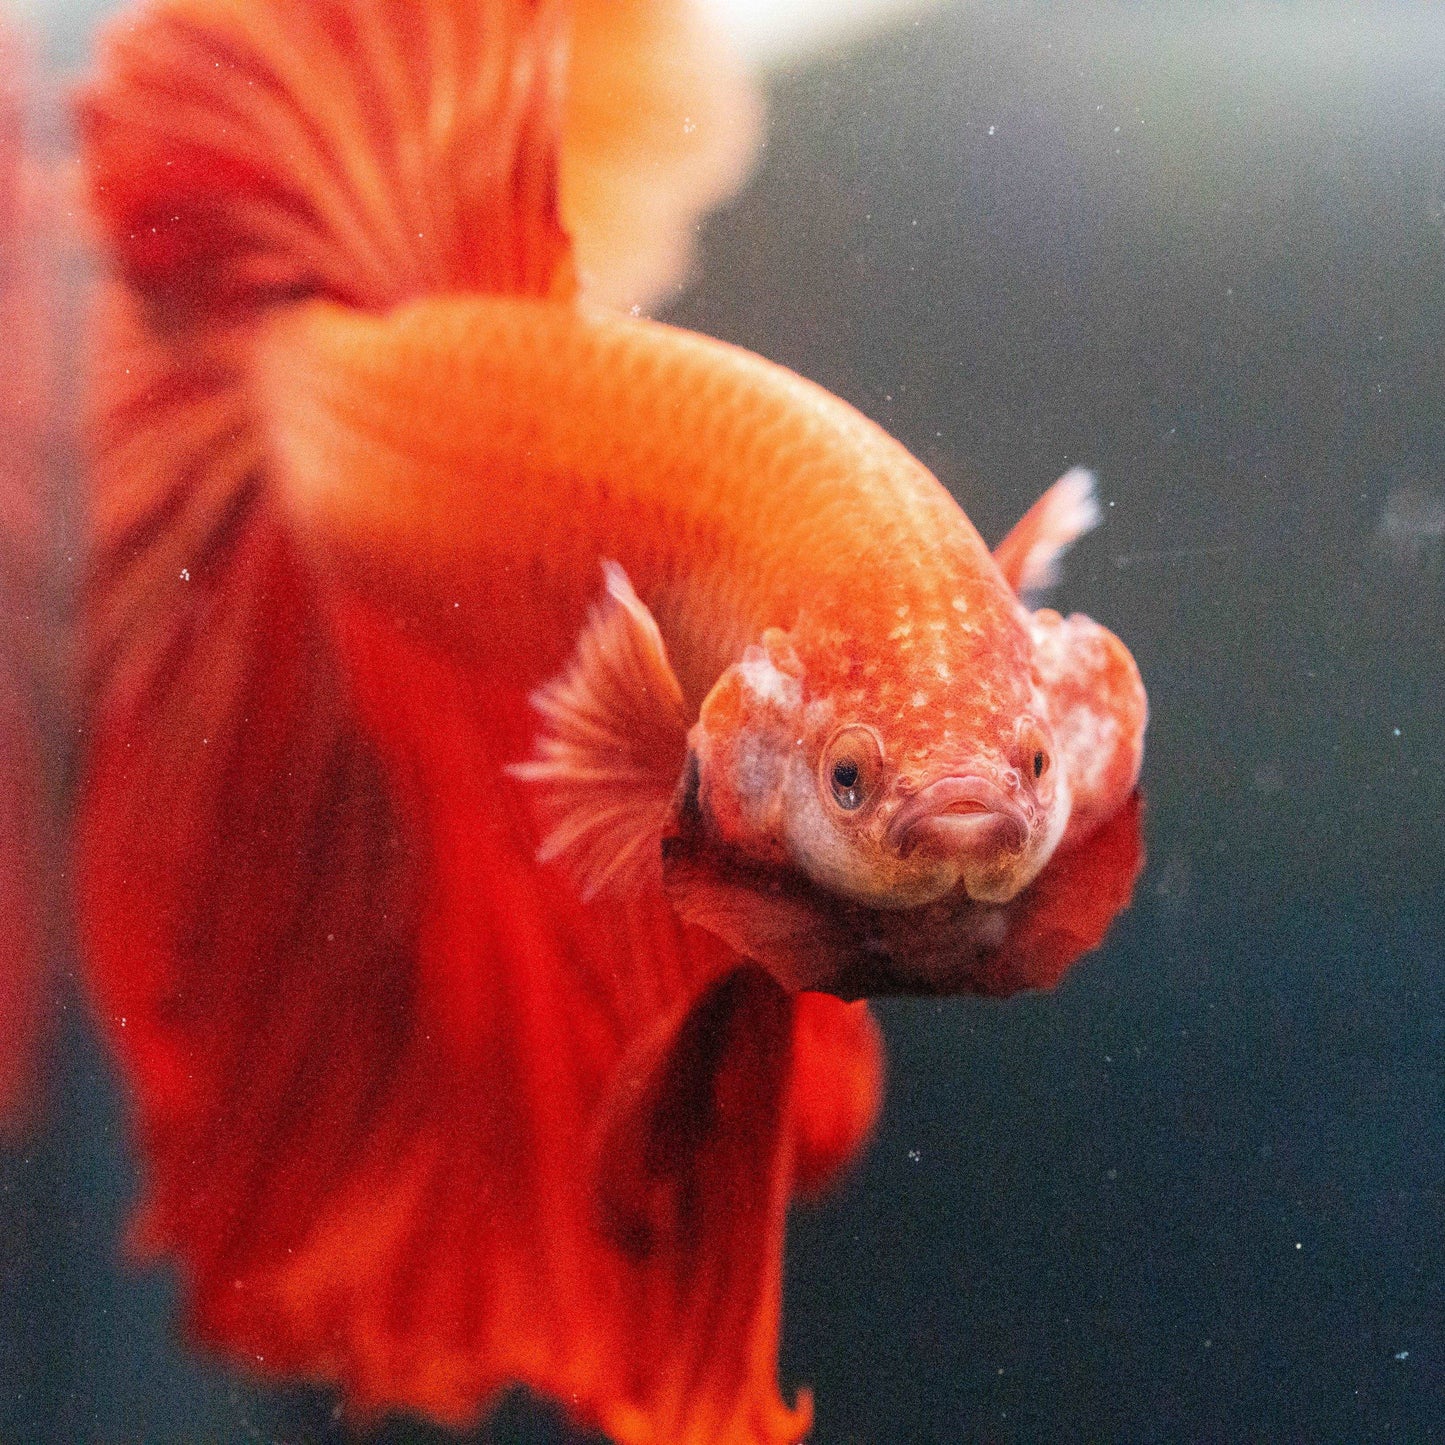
[885,775,1029,861]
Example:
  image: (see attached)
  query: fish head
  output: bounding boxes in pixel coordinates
[684,620,1070,909]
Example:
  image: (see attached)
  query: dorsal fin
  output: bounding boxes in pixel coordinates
[993,467,1101,601]
[78,0,575,324]
[510,562,691,900]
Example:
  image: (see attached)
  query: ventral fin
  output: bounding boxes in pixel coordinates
[994,467,1101,602]
[510,562,691,900]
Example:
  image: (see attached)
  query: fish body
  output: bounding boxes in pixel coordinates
[262,296,1146,988]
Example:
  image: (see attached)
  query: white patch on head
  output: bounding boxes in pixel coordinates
[730,726,795,833]
[738,647,801,709]
[804,697,836,732]
[1063,702,1121,799]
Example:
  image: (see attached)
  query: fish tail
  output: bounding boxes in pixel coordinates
[78,0,575,326]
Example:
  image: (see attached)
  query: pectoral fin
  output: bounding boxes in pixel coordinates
[510,562,692,900]
[994,467,1101,601]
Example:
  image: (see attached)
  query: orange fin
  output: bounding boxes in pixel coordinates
[511,562,691,900]
[993,467,1101,600]
[0,24,52,1132]
[78,0,574,321]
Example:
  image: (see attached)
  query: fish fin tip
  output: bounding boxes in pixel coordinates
[517,564,691,900]
[994,466,1103,601]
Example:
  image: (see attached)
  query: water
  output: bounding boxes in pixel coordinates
[3,1,1443,1440]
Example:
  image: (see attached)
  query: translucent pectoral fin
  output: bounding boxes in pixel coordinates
[510,561,692,900]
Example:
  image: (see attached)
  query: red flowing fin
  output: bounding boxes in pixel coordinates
[788,994,884,1198]
[993,467,1101,601]
[81,310,811,1435]
[78,0,574,322]
[0,26,53,1132]
[510,562,691,900]
[594,966,810,1444]
[79,3,824,1436]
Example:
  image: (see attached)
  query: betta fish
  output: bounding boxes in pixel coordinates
[75,0,1145,1440]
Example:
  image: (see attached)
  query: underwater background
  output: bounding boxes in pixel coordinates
[2,1,1443,1440]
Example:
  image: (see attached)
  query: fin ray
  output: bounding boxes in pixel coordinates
[511,561,691,901]
[994,466,1101,601]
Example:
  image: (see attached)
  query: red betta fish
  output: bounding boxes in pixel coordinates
[76,0,1146,1440]
[0,23,50,1133]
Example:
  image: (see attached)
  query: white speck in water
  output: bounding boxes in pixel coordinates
[1253,762,1284,794]
[1295,1242,1302,1250]
[1393,727,1402,737]
[1395,1350,1410,1361]
[1378,483,1445,562]
[987,124,996,136]
[907,1149,921,1163]
[179,568,190,581]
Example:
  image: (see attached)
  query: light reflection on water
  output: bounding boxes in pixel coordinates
[3,2,1444,1441]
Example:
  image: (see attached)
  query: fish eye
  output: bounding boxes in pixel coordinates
[821,726,884,815]
[1015,719,1053,787]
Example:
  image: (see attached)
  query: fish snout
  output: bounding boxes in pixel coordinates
[885,776,1029,861]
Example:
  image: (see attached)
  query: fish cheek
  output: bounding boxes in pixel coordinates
[1031,611,1147,844]
[685,718,796,870]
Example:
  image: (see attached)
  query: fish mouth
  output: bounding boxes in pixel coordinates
[886,776,1029,860]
